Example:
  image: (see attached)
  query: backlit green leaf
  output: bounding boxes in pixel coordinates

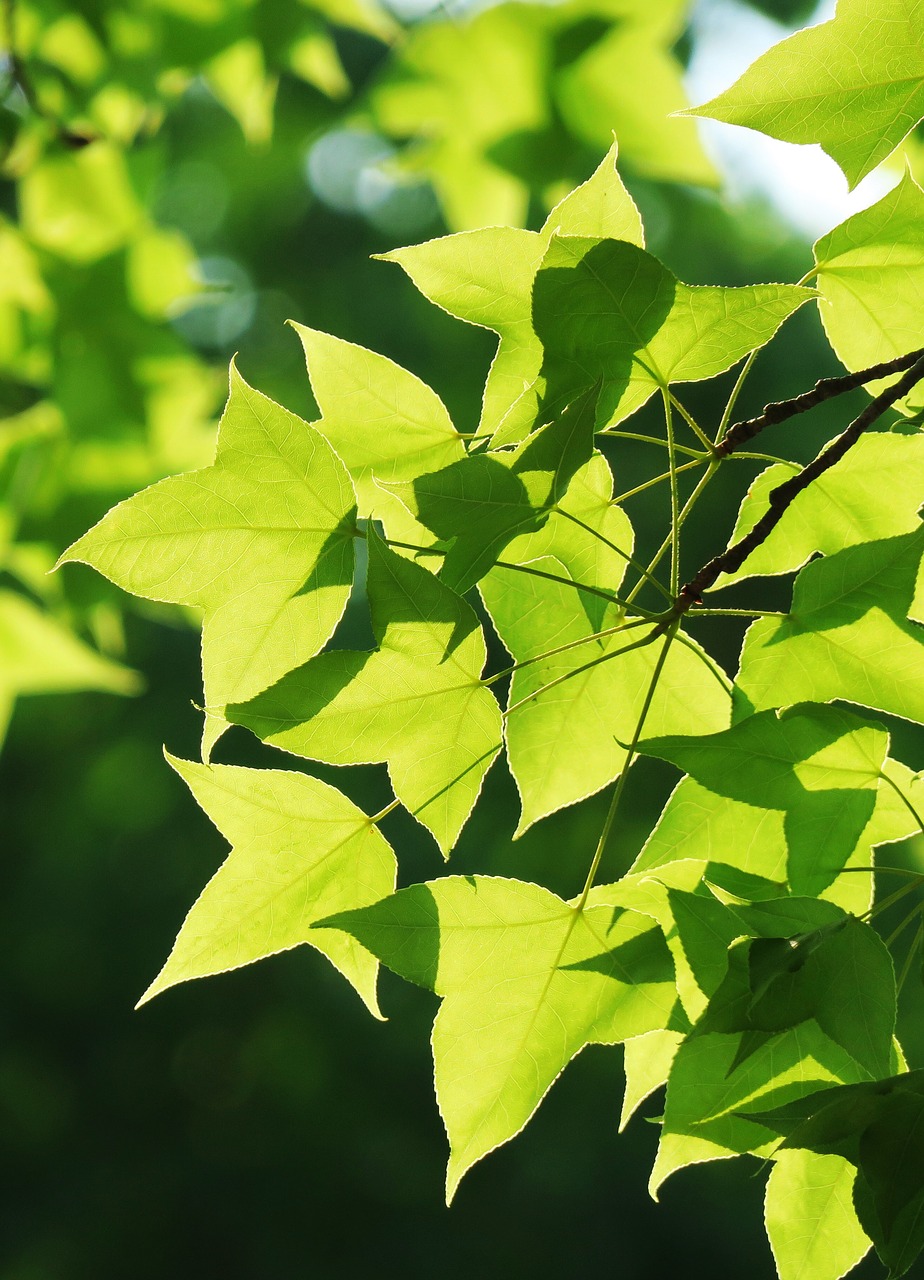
[321,874,677,1200]
[640,705,889,895]
[814,173,924,415]
[229,531,501,854]
[687,0,924,188]
[479,458,730,832]
[381,142,643,442]
[716,434,924,587]
[737,530,924,726]
[139,757,396,1017]
[291,323,464,548]
[765,1150,871,1280]
[633,758,924,917]
[651,1023,873,1197]
[58,363,356,751]
[532,237,812,427]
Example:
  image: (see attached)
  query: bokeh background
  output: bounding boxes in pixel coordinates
[3,0,922,1275]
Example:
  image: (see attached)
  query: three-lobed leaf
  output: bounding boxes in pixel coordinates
[140,756,397,1016]
[320,874,678,1201]
[58,364,357,754]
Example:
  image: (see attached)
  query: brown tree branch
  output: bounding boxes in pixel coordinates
[676,352,924,611]
[716,346,924,457]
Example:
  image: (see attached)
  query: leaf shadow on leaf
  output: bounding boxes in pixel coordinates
[291,511,358,601]
[532,237,676,424]
[564,915,676,987]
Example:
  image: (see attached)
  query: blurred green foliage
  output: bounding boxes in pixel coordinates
[2,0,917,1275]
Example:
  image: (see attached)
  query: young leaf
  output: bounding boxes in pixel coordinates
[714,434,924,587]
[229,530,501,854]
[387,383,597,593]
[290,323,465,547]
[57,364,357,749]
[139,757,397,1017]
[765,1150,871,1280]
[814,173,924,415]
[532,237,812,428]
[737,529,924,726]
[319,874,678,1201]
[687,0,924,188]
[640,705,889,895]
[381,142,643,442]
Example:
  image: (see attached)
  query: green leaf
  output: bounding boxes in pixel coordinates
[652,1021,872,1196]
[57,363,357,752]
[532,237,812,428]
[640,704,889,895]
[716,433,924,587]
[620,1030,683,1131]
[633,758,924,916]
[758,1074,924,1277]
[737,529,924,726]
[0,588,139,748]
[479,459,730,832]
[814,173,924,415]
[290,322,465,547]
[320,874,678,1200]
[381,142,643,441]
[138,757,396,1017]
[389,383,596,594]
[229,530,501,854]
[765,1149,871,1280]
[687,0,924,188]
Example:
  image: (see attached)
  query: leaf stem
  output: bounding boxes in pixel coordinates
[504,625,661,717]
[613,457,705,505]
[662,388,680,596]
[667,391,714,452]
[598,429,706,460]
[556,507,673,602]
[483,616,652,687]
[574,625,678,910]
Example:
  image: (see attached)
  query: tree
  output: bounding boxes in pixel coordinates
[7,1,924,1276]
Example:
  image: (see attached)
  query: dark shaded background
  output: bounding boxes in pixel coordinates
[3,2,922,1276]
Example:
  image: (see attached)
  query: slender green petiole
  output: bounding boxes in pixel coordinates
[613,458,705,506]
[483,616,652,688]
[668,390,714,453]
[556,507,673,602]
[574,624,678,910]
[504,626,660,718]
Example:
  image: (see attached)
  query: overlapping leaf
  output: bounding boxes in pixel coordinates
[139,757,396,1017]
[640,705,889,895]
[765,1150,871,1280]
[532,237,812,427]
[229,531,501,853]
[381,141,643,443]
[633,758,924,916]
[478,457,731,832]
[813,173,924,415]
[688,0,924,188]
[756,1073,924,1277]
[319,874,678,1200]
[715,433,924,587]
[291,323,464,548]
[387,383,596,594]
[57,364,357,752]
[737,529,924,725]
